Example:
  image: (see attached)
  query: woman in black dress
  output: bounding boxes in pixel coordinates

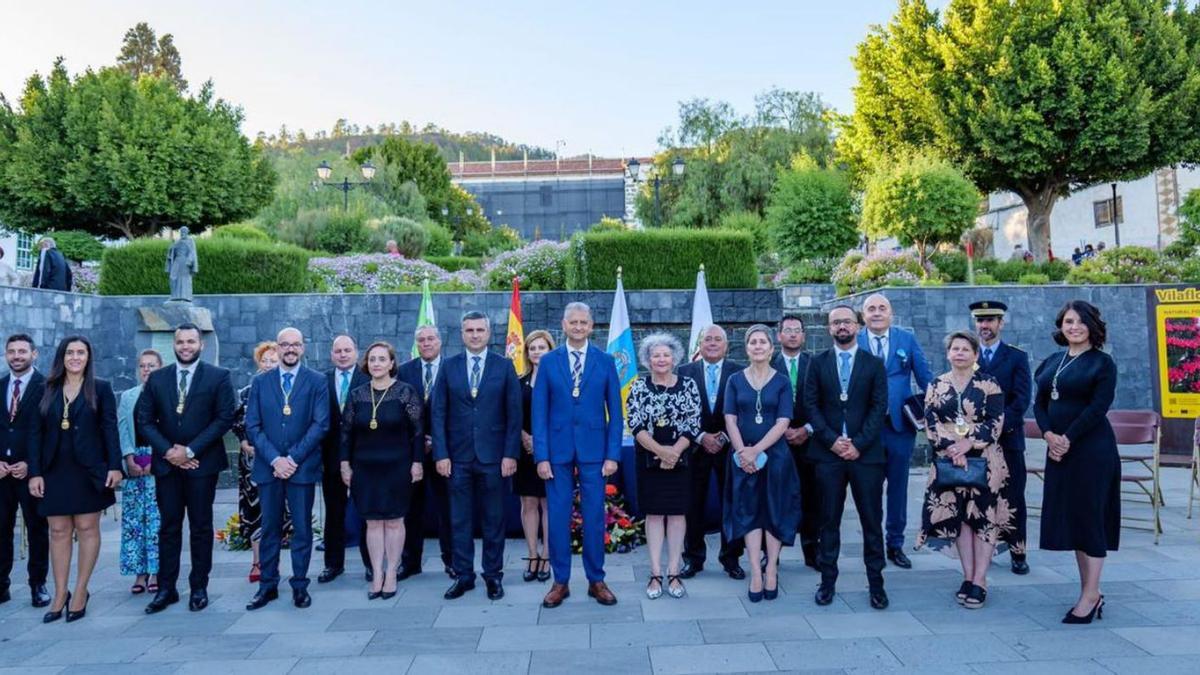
[723,325,801,603]
[517,330,555,582]
[230,341,292,583]
[628,333,702,600]
[1034,300,1119,624]
[340,341,424,599]
[27,336,122,623]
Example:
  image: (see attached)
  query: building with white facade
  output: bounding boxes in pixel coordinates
[0,226,35,280]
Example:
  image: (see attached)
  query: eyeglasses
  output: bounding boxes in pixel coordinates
[278,342,303,349]
[829,319,857,326]
[779,327,805,335]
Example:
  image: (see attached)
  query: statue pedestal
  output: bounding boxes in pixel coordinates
[135,304,220,365]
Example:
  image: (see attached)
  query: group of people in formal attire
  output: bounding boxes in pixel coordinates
[0,294,1121,624]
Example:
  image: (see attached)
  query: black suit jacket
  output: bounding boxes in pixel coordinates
[803,348,888,464]
[398,356,443,441]
[771,352,813,430]
[323,366,369,468]
[678,358,745,444]
[978,341,1032,452]
[31,248,72,291]
[28,379,122,480]
[430,351,522,464]
[136,361,236,477]
[0,370,46,464]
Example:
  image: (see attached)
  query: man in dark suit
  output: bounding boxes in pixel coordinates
[805,305,890,610]
[137,323,235,614]
[972,300,1033,575]
[771,314,820,568]
[0,334,49,608]
[30,238,72,291]
[431,311,522,601]
[317,335,370,584]
[397,325,453,580]
[858,293,932,569]
[678,324,745,580]
[245,327,331,610]
[534,302,624,609]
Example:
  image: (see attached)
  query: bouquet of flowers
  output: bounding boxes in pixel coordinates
[217,513,249,551]
[570,482,645,554]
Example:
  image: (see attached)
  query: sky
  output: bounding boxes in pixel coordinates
[1,0,945,158]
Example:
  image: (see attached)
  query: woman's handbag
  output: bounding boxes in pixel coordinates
[931,456,987,491]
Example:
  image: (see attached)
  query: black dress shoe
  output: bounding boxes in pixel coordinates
[145,589,180,615]
[1011,557,1030,575]
[887,548,913,569]
[0,588,9,604]
[317,568,343,584]
[397,566,422,581]
[31,584,50,608]
[246,588,279,611]
[188,589,208,612]
[724,565,746,580]
[814,585,835,606]
[65,591,89,622]
[870,589,890,610]
[486,578,504,600]
[443,578,476,600]
[678,562,702,579]
[293,589,312,608]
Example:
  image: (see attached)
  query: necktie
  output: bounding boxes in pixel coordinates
[470,355,482,392]
[282,372,294,397]
[572,351,583,381]
[423,362,433,398]
[9,378,20,423]
[338,371,350,408]
[178,369,190,404]
[838,352,852,436]
[874,336,885,359]
[788,357,799,402]
[982,348,993,367]
[706,363,719,411]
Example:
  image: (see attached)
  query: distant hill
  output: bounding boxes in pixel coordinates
[259,127,555,163]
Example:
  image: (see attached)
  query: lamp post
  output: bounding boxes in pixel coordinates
[315,160,376,211]
[1110,182,1122,247]
[627,156,684,226]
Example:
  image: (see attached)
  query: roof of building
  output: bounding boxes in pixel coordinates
[448,157,651,180]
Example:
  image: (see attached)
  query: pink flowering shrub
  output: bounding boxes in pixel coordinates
[309,254,481,293]
[482,240,569,290]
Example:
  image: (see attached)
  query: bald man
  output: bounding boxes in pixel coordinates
[245,327,331,610]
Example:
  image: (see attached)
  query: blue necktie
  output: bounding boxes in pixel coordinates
[338,371,350,408]
[874,336,885,359]
[572,351,583,382]
[423,362,433,398]
[470,355,482,392]
[282,372,294,397]
[982,348,993,367]
[706,363,719,411]
[838,352,851,436]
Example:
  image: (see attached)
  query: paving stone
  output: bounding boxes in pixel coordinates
[288,655,416,674]
[699,615,816,643]
[23,637,161,665]
[434,602,539,628]
[123,611,242,637]
[805,610,931,640]
[992,628,1149,660]
[1111,625,1200,656]
[408,651,531,674]
[136,634,268,662]
[537,596,643,625]
[362,627,481,655]
[477,623,589,651]
[326,606,438,631]
[1124,600,1200,625]
[909,608,1042,634]
[880,633,1024,666]
[530,647,652,675]
[0,640,57,666]
[591,620,703,649]
[249,629,373,658]
[174,657,296,674]
[60,663,179,675]
[1097,655,1200,674]
[641,597,748,622]
[767,637,901,671]
[649,642,776,674]
[224,609,338,634]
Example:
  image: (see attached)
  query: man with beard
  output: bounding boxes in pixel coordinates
[0,334,50,608]
[805,306,889,609]
[318,335,371,584]
[770,314,819,568]
[245,327,330,610]
[972,300,1033,574]
[137,323,236,614]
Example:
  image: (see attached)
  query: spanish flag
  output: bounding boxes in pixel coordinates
[505,277,526,375]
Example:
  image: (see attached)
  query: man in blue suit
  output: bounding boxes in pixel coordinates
[533,302,623,608]
[245,327,330,610]
[431,311,522,601]
[858,293,932,569]
[972,300,1033,575]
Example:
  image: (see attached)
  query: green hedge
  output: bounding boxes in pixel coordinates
[565,230,756,290]
[99,238,311,295]
[424,256,481,271]
[213,223,270,241]
[51,230,106,262]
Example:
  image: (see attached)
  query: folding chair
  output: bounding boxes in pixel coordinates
[1024,419,1044,515]
[1107,413,1162,544]
[1107,410,1165,508]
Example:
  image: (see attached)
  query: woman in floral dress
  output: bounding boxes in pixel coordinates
[117,349,163,593]
[916,331,1011,610]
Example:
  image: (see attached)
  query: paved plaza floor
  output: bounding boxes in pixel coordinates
[2,441,1199,674]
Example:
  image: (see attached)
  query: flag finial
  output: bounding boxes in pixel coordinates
[699,263,705,272]
[617,266,623,280]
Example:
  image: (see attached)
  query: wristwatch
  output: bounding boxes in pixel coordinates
[185,447,195,460]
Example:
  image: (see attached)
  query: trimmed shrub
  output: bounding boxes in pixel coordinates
[976,258,1028,283]
[566,230,755,290]
[367,216,428,258]
[314,212,371,254]
[928,250,968,282]
[463,226,523,257]
[831,249,930,296]
[425,222,454,256]
[1065,246,1176,284]
[590,216,628,233]
[972,273,999,285]
[720,211,769,256]
[766,162,859,263]
[783,258,837,284]
[308,254,480,293]
[1041,259,1071,281]
[483,240,569,291]
[1017,272,1050,285]
[99,238,311,295]
[424,256,481,272]
[213,223,270,241]
[51,230,105,262]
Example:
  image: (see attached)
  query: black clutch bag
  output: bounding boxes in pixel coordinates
[902,394,926,432]
[931,457,987,491]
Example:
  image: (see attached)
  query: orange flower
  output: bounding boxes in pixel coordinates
[604,533,612,544]
[617,518,632,528]
[605,484,617,497]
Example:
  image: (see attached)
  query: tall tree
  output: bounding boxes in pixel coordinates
[116,22,187,92]
[0,61,275,239]
[838,0,1200,261]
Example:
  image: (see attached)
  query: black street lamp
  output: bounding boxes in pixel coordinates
[1110,182,1122,247]
[315,160,376,211]
[627,157,684,226]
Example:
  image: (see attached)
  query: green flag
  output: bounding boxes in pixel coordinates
[412,277,436,358]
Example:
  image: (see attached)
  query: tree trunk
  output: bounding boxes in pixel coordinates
[1016,186,1059,263]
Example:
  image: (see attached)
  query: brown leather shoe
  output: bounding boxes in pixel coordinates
[542,582,570,608]
[587,581,617,606]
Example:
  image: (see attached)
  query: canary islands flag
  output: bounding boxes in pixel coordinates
[506,277,526,375]
[412,277,436,358]
[606,269,637,416]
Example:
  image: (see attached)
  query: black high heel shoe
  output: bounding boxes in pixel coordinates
[1062,595,1104,624]
[536,557,551,582]
[43,591,70,624]
[66,591,89,623]
[367,589,383,600]
[522,557,538,583]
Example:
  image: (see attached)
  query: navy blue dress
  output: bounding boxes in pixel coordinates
[722,370,802,544]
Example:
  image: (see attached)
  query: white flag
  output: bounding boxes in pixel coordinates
[688,265,713,360]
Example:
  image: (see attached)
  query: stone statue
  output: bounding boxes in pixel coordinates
[166,227,198,302]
